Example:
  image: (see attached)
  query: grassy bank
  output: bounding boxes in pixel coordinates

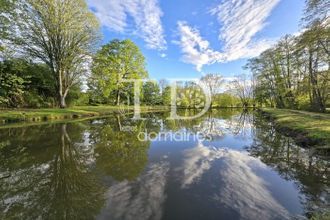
[0,105,169,124]
[261,108,330,146]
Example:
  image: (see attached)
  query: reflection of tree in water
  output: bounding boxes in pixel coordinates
[90,114,160,181]
[228,110,252,137]
[0,123,105,220]
[162,109,252,140]
[248,113,329,215]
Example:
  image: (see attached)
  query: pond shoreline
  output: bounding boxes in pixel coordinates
[0,106,169,126]
[259,108,330,148]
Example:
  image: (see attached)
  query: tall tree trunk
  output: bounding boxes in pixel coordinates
[60,95,66,108]
[58,69,65,108]
[116,90,120,106]
[308,50,325,112]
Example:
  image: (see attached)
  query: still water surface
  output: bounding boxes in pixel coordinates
[0,110,328,220]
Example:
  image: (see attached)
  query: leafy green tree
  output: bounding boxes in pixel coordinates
[162,86,172,106]
[13,0,100,108]
[176,83,206,109]
[0,72,25,107]
[215,93,240,108]
[0,59,29,107]
[245,0,329,112]
[90,39,148,105]
[0,59,57,108]
[142,81,162,105]
[246,31,328,112]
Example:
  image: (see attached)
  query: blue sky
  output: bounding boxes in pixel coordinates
[88,0,305,80]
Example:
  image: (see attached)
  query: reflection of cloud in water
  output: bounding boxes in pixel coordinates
[180,142,226,188]
[97,161,169,220]
[196,115,252,139]
[181,142,290,220]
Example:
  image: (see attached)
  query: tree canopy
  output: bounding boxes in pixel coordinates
[13,0,100,108]
[90,39,148,105]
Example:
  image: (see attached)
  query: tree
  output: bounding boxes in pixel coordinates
[162,86,171,106]
[0,0,17,51]
[159,79,168,93]
[0,61,25,107]
[230,75,253,108]
[142,81,161,105]
[215,93,240,108]
[91,39,148,105]
[246,30,329,112]
[303,0,329,25]
[13,0,100,108]
[200,73,224,107]
[296,29,329,112]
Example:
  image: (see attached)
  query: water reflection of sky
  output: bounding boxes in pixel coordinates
[1,111,326,220]
[97,161,170,220]
[97,113,305,220]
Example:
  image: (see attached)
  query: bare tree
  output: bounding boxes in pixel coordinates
[200,73,224,107]
[231,74,253,109]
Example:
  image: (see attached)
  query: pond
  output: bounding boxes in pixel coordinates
[0,110,328,220]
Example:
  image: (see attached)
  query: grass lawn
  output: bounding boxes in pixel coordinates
[261,108,330,146]
[0,105,169,125]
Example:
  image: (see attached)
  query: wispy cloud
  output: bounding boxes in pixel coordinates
[88,0,167,50]
[210,0,280,61]
[176,0,280,71]
[175,21,225,72]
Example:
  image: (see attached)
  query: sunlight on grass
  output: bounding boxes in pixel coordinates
[263,108,330,145]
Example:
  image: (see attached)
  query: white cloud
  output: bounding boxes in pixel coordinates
[175,21,225,72]
[210,0,280,61]
[88,0,166,50]
[176,0,280,71]
[159,53,167,58]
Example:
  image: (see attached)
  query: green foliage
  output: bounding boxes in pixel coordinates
[162,86,172,106]
[142,82,162,105]
[214,93,241,107]
[176,83,207,108]
[90,39,148,105]
[0,59,29,107]
[246,0,329,112]
[0,72,25,107]
[247,31,329,112]
[311,212,330,220]
[0,59,56,108]
[13,0,100,108]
